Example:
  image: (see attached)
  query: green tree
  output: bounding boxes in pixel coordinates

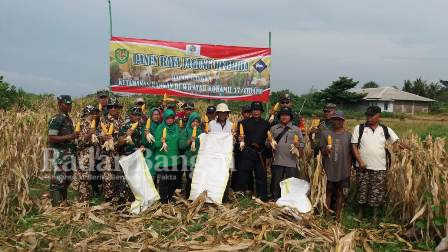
[317,76,366,106]
[362,81,379,89]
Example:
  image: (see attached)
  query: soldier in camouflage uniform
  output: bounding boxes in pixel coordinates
[48,95,78,206]
[91,89,110,195]
[116,106,145,205]
[97,89,110,118]
[309,103,337,157]
[98,97,124,202]
[75,105,100,202]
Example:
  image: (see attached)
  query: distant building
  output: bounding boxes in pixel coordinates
[352,87,435,114]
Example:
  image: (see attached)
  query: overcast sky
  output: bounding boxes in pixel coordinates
[1,0,447,97]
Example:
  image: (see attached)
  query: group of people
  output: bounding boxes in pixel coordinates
[47,90,408,221]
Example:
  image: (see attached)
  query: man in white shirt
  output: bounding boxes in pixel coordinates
[351,106,409,220]
[208,103,233,202]
[209,103,233,133]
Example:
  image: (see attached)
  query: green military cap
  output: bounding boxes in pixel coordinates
[57,95,72,104]
[107,97,122,108]
[129,106,143,116]
[96,89,109,98]
[82,105,99,117]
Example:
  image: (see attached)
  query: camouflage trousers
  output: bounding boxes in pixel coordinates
[100,153,134,205]
[74,151,93,202]
[101,153,117,202]
[356,169,387,207]
[50,164,74,206]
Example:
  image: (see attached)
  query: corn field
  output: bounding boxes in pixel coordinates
[0,97,447,250]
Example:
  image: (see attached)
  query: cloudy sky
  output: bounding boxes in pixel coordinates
[1,0,447,97]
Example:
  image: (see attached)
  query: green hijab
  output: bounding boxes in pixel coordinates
[186,112,202,137]
[148,108,161,130]
[161,109,178,134]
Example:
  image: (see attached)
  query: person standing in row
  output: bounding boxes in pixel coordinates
[142,108,162,184]
[117,106,145,205]
[179,112,202,199]
[320,111,352,221]
[154,109,182,203]
[234,102,270,201]
[209,103,233,133]
[75,105,100,202]
[269,93,299,126]
[98,97,124,203]
[96,89,110,118]
[47,95,78,206]
[309,103,337,157]
[209,103,233,202]
[351,106,408,220]
[268,107,304,200]
[134,98,147,122]
[205,105,217,122]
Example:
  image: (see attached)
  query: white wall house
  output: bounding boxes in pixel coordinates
[352,87,434,114]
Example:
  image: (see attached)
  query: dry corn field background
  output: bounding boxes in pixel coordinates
[0,97,447,251]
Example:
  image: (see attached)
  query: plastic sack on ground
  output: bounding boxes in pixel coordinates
[189,132,234,204]
[276,177,312,213]
[119,149,160,214]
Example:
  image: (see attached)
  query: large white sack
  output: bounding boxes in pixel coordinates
[276,178,312,213]
[189,132,234,204]
[119,149,160,214]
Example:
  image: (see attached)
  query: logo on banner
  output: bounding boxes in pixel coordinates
[186,44,201,56]
[253,59,267,73]
[115,48,129,64]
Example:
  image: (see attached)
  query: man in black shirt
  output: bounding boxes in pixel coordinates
[234,101,270,201]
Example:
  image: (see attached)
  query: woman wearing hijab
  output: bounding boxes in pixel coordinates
[179,112,202,199]
[154,109,181,203]
[142,108,162,185]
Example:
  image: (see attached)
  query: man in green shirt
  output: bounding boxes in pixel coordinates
[48,95,79,206]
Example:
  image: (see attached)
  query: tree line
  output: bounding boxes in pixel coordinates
[1,75,446,113]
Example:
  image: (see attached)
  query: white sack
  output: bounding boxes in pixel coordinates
[276,178,312,213]
[189,132,234,204]
[119,149,160,214]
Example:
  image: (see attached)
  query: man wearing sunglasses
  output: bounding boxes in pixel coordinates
[269,93,300,127]
[309,103,337,157]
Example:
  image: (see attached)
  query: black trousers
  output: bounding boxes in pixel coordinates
[234,154,268,201]
[270,165,299,200]
[158,166,178,203]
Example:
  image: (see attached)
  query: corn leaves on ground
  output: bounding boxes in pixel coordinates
[0,98,447,251]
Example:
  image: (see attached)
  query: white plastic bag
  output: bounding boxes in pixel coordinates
[189,132,234,204]
[276,178,312,213]
[119,149,160,214]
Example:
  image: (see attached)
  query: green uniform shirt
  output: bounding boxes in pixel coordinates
[119,120,145,155]
[48,112,76,164]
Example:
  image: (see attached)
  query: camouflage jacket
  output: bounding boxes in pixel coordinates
[48,112,76,162]
[99,114,124,154]
[119,120,145,155]
[76,118,101,150]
